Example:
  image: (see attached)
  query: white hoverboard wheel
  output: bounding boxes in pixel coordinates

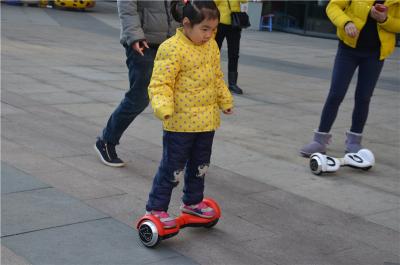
[310,153,324,175]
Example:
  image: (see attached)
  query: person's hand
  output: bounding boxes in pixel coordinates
[370,4,388,23]
[223,108,233,115]
[344,22,359,38]
[132,40,149,56]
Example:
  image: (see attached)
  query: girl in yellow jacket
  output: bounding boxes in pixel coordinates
[300,0,400,157]
[145,0,234,228]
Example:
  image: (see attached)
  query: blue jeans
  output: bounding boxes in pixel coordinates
[146,131,215,212]
[101,46,157,145]
[318,45,384,134]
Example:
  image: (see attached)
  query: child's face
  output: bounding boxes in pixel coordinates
[183,17,219,45]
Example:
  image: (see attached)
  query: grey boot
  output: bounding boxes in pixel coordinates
[345,131,363,153]
[300,131,332,157]
[228,72,243,94]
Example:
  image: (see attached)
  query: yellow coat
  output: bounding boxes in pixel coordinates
[148,28,234,132]
[214,0,248,25]
[326,0,400,60]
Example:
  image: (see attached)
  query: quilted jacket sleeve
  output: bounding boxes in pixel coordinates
[379,3,400,33]
[326,0,352,29]
[148,43,180,121]
[117,0,146,47]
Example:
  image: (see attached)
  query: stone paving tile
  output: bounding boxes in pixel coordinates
[58,155,141,181]
[55,66,125,81]
[101,174,153,202]
[365,207,400,232]
[329,244,400,265]
[218,156,315,189]
[1,163,50,194]
[207,164,277,195]
[241,234,357,265]
[3,73,41,84]
[3,115,95,158]
[2,143,73,175]
[249,189,356,227]
[114,153,160,180]
[1,103,26,116]
[112,210,139,230]
[167,231,275,265]
[1,245,31,265]
[2,90,43,107]
[53,102,116,118]
[24,91,94,105]
[339,165,400,195]
[79,90,126,103]
[4,81,64,94]
[211,140,266,166]
[2,188,107,236]
[85,193,145,218]
[246,189,399,256]
[20,104,101,138]
[2,218,197,265]
[33,168,126,200]
[290,181,399,216]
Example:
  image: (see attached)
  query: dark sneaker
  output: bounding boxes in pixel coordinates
[94,139,125,167]
[181,201,215,219]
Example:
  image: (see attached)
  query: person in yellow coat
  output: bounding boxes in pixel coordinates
[300,0,400,157]
[214,0,248,94]
[145,0,234,228]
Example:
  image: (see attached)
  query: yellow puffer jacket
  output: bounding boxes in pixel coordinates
[148,28,234,132]
[214,0,248,25]
[326,0,400,60]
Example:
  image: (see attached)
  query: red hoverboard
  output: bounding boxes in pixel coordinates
[137,198,221,247]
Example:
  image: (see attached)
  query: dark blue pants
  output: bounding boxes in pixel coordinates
[146,131,215,212]
[101,46,157,145]
[318,45,384,134]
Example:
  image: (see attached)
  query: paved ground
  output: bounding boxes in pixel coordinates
[1,2,399,265]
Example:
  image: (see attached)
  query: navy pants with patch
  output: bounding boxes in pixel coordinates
[146,131,215,212]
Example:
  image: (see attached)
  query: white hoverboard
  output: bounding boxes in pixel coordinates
[309,149,375,175]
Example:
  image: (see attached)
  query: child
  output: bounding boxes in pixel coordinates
[145,0,234,228]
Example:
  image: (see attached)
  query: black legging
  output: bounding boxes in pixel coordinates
[318,45,384,134]
[215,23,241,73]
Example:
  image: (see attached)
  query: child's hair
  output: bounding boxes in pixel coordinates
[171,0,220,26]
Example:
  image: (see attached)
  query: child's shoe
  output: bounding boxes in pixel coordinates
[180,201,215,219]
[146,210,176,229]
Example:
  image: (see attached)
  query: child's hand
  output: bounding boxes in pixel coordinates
[223,109,233,115]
